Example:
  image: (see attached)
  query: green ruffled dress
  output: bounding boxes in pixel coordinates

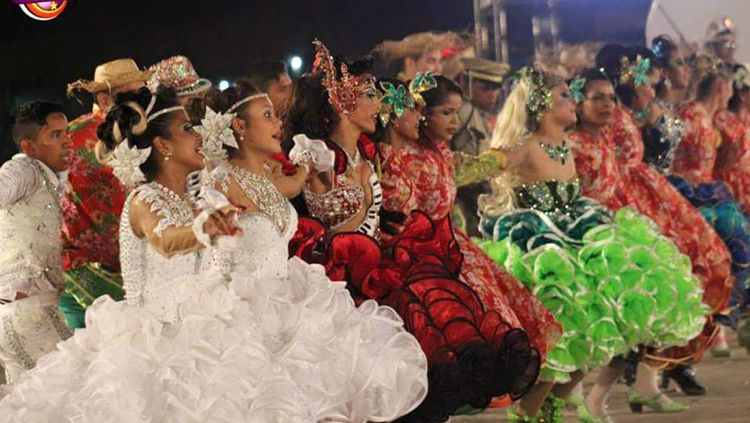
[476,177,709,383]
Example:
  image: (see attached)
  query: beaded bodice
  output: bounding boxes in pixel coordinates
[513,177,582,216]
[642,106,684,174]
[207,165,297,281]
[305,161,382,238]
[119,182,206,324]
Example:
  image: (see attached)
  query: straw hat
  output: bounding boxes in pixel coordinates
[147,55,212,96]
[372,31,458,64]
[66,58,154,97]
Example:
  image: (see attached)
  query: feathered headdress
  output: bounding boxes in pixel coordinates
[312,39,375,114]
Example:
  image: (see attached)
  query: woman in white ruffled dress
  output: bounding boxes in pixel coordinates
[0,87,428,423]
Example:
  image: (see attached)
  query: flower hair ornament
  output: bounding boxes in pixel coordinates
[517,66,553,123]
[569,75,586,103]
[194,93,269,161]
[312,39,375,114]
[409,72,437,108]
[378,81,415,126]
[618,55,650,87]
[106,95,186,186]
[734,64,750,91]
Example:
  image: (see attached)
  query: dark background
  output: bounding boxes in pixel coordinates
[0,0,653,163]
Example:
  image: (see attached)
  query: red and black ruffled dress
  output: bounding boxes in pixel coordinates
[288,136,541,423]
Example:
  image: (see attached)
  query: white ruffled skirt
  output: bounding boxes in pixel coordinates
[0,258,428,423]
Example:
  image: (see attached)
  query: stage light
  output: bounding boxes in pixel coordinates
[290,56,303,72]
[218,79,230,91]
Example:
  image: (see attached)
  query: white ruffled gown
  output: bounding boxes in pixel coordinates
[0,181,428,423]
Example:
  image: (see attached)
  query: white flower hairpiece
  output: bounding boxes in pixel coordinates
[734,64,750,91]
[289,134,335,172]
[194,106,238,162]
[110,141,152,186]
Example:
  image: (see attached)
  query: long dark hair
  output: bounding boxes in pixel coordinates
[282,55,374,152]
[96,87,180,182]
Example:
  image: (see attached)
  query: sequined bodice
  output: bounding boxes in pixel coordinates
[305,162,382,238]
[119,183,206,324]
[207,167,298,280]
[513,177,582,216]
[642,108,684,174]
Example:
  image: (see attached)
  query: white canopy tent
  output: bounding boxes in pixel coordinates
[646,0,750,62]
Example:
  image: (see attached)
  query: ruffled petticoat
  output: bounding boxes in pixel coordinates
[667,176,750,328]
[292,212,541,422]
[0,260,428,423]
[477,200,709,383]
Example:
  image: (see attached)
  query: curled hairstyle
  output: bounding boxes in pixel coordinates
[96,87,180,182]
[203,79,263,157]
[480,67,563,217]
[282,55,374,152]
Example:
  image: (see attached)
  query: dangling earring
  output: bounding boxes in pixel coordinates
[164,151,173,161]
[664,77,673,89]
[239,134,245,141]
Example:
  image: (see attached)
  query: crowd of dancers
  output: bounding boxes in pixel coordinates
[1,16,749,423]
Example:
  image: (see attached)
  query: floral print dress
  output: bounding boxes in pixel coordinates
[379,140,562,361]
[569,106,732,364]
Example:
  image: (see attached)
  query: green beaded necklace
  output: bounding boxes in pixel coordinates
[538,140,571,165]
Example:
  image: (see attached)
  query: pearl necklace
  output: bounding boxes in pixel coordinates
[343,147,361,171]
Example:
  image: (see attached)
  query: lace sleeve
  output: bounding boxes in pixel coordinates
[453,150,506,188]
[0,158,39,208]
[131,188,202,259]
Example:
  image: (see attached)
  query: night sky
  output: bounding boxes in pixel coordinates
[0,0,652,162]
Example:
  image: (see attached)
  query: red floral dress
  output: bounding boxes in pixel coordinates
[379,140,562,360]
[60,109,126,328]
[673,102,721,185]
[714,109,750,214]
[570,106,732,364]
[63,110,127,271]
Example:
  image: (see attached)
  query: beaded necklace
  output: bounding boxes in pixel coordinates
[538,139,571,165]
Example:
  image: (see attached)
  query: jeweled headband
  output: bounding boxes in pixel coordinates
[312,39,375,114]
[517,66,553,123]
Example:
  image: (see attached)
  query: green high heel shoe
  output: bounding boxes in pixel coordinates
[506,394,566,423]
[627,388,688,413]
[576,401,613,423]
[506,408,541,423]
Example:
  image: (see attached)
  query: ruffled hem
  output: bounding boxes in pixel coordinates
[291,211,540,422]
[478,204,709,382]
[0,260,428,423]
[667,175,750,329]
